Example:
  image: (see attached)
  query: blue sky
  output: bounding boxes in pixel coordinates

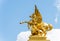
[0,0,60,41]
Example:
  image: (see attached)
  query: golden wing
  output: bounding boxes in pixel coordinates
[34,5,42,23]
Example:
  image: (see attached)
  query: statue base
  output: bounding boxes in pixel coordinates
[28,35,50,41]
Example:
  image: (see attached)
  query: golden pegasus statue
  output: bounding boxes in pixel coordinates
[20,5,53,37]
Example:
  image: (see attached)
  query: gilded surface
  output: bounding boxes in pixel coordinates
[20,5,53,37]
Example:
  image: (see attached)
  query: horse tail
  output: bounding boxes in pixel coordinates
[47,24,53,31]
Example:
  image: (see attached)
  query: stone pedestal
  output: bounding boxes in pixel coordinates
[28,35,50,41]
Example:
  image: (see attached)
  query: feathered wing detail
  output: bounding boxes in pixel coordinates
[34,5,42,23]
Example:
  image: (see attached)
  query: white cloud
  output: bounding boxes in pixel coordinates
[16,29,60,41]
[54,0,60,23]
[16,31,31,41]
[54,16,58,23]
[55,0,60,10]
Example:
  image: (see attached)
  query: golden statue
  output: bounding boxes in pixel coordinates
[20,5,53,41]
